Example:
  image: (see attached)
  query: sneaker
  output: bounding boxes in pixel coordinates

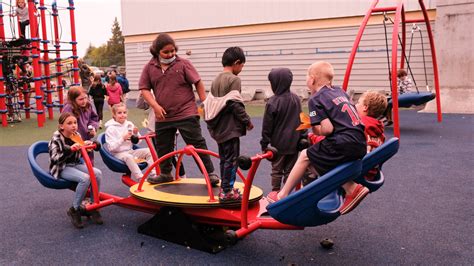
[339,184,369,215]
[67,207,84,229]
[219,188,242,203]
[208,173,220,187]
[147,173,173,184]
[266,191,281,204]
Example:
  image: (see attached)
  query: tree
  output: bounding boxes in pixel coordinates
[83,17,124,67]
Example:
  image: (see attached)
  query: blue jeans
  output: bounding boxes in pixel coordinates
[60,164,102,209]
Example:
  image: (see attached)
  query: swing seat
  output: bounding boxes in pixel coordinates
[27,141,76,190]
[266,160,362,227]
[355,137,400,192]
[97,133,148,174]
[388,92,435,108]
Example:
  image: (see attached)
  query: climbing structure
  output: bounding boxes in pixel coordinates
[0,0,79,127]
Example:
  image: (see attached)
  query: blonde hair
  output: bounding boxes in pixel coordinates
[360,90,388,118]
[309,61,334,86]
[111,102,126,115]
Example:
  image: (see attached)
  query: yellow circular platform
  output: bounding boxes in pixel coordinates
[130,178,263,208]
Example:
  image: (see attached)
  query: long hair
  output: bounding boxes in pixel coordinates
[93,73,102,86]
[67,86,89,117]
[149,33,178,58]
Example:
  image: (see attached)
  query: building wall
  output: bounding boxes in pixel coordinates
[121,0,436,36]
[124,11,437,101]
[424,0,473,113]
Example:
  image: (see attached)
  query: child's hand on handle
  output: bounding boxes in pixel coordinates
[132,127,139,135]
[71,143,82,152]
[123,132,132,141]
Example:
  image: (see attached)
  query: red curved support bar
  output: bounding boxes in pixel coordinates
[75,143,100,204]
[342,0,379,91]
[140,133,160,174]
[390,1,404,138]
[419,0,442,122]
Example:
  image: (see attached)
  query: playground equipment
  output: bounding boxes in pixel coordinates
[343,0,442,138]
[0,0,79,128]
[28,131,399,253]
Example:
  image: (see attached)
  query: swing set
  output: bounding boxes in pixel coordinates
[343,0,442,138]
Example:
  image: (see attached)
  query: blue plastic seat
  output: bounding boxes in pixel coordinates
[97,133,147,174]
[355,137,400,192]
[267,160,362,227]
[27,141,76,190]
[388,92,435,108]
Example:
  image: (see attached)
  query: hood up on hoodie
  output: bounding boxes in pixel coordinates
[268,68,293,96]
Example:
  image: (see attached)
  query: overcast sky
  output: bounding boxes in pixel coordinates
[2,0,121,58]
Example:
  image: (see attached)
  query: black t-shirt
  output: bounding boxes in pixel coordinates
[308,86,366,149]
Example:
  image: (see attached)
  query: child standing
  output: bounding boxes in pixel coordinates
[261,68,305,191]
[49,112,103,229]
[106,72,123,107]
[105,103,157,181]
[356,90,388,181]
[88,74,107,129]
[267,61,368,215]
[12,0,30,38]
[62,86,99,161]
[204,47,253,203]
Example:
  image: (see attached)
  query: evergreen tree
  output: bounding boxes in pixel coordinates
[83,17,124,67]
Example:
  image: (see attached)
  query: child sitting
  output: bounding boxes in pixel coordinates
[397,69,413,94]
[261,68,305,191]
[204,47,253,203]
[105,103,157,181]
[267,61,368,215]
[356,90,388,180]
[49,112,103,229]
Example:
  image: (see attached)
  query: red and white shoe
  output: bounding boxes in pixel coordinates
[340,184,369,215]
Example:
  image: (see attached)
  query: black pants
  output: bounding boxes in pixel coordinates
[155,116,214,175]
[151,132,186,177]
[218,138,240,192]
[93,100,104,121]
[20,20,29,38]
[270,153,298,191]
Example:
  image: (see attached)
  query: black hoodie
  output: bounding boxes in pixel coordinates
[260,68,304,154]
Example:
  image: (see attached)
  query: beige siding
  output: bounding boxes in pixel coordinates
[125,21,435,100]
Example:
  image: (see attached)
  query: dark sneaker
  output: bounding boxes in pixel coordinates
[266,191,281,204]
[147,173,173,184]
[208,173,220,187]
[67,207,84,229]
[340,184,369,215]
[219,188,242,203]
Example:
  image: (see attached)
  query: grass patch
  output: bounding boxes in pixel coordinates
[0,104,275,146]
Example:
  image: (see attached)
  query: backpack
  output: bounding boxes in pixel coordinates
[117,75,130,94]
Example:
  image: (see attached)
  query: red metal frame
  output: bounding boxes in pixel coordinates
[79,137,302,238]
[0,5,7,127]
[28,0,45,127]
[0,1,79,127]
[52,1,64,112]
[68,0,79,85]
[39,0,53,120]
[342,0,442,138]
